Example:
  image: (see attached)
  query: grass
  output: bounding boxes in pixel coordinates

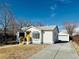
[72,42,79,55]
[0,44,48,59]
[72,35,79,55]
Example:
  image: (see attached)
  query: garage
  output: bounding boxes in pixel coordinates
[43,31,53,44]
[58,32,69,41]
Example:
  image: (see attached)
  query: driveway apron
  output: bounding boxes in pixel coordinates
[28,43,79,59]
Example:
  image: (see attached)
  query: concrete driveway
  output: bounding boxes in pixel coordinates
[28,42,79,59]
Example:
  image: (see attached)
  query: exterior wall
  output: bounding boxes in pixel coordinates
[16,32,20,43]
[26,26,59,44]
[27,27,42,44]
[53,27,59,43]
[58,34,69,41]
[43,31,53,44]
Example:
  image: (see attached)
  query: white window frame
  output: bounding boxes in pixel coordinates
[32,31,40,39]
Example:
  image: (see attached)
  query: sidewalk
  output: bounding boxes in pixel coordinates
[28,43,79,59]
[0,44,18,49]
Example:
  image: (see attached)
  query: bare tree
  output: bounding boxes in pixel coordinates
[0,3,10,31]
[35,22,44,26]
[0,3,17,33]
[0,3,16,43]
[8,15,17,35]
[64,22,77,36]
[16,19,32,31]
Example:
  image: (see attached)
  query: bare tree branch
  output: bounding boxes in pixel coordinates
[64,22,77,36]
[35,22,44,26]
[0,2,17,43]
[16,19,32,31]
[0,2,17,34]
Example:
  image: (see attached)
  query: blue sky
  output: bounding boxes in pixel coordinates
[0,0,79,25]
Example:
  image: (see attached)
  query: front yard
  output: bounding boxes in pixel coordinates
[72,35,79,55]
[0,44,48,59]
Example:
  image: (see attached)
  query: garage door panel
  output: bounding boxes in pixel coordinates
[43,31,53,44]
[58,35,69,41]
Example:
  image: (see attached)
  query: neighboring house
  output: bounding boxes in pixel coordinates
[57,26,69,41]
[21,25,59,44]
[58,32,69,41]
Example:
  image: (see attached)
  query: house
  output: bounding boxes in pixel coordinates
[58,26,69,41]
[58,32,69,41]
[21,25,59,44]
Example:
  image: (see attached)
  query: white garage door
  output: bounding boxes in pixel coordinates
[43,31,53,44]
[58,35,69,41]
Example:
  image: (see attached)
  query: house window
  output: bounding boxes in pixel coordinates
[19,32,25,37]
[32,31,40,39]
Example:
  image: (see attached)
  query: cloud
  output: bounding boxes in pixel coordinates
[50,6,55,10]
[58,0,72,3]
[50,4,57,10]
[50,4,57,18]
[49,0,72,18]
[51,13,56,17]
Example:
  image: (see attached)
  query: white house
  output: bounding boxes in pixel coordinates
[21,25,59,44]
[58,26,69,41]
[58,32,69,41]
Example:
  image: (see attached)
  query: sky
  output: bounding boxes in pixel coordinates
[0,0,79,25]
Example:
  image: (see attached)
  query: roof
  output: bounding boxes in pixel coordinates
[59,32,69,35]
[21,25,58,31]
[37,25,57,30]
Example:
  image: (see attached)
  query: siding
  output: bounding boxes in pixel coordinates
[43,30,53,44]
[27,27,42,44]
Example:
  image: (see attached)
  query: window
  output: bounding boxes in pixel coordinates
[19,32,24,37]
[32,31,40,39]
